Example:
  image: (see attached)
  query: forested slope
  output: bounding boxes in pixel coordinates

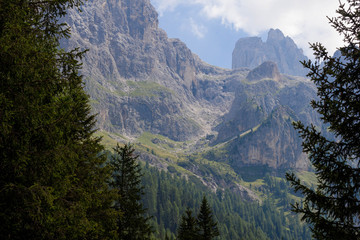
[140,164,311,239]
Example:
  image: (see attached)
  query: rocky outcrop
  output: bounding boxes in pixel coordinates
[227,106,309,170]
[232,29,308,77]
[214,89,265,144]
[214,72,319,170]
[246,61,281,81]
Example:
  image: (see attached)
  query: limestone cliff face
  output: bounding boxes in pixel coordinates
[64,0,197,89]
[227,106,309,170]
[215,68,319,170]
[232,29,308,77]
[62,0,229,141]
[63,0,321,171]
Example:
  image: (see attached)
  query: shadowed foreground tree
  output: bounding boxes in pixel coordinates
[197,196,220,240]
[177,197,219,240]
[110,144,153,240]
[177,208,199,240]
[0,0,117,239]
[286,0,360,239]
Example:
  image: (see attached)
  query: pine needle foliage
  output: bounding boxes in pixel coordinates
[177,208,199,240]
[110,144,153,240]
[197,196,220,240]
[177,196,219,240]
[286,1,360,239]
[0,0,117,239]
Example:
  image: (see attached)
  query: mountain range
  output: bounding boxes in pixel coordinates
[62,0,322,194]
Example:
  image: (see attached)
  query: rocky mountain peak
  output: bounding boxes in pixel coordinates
[246,61,281,82]
[232,29,308,77]
[64,0,201,87]
[267,28,285,42]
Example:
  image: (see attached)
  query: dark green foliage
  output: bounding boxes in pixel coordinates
[0,0,117,239]
[110,144,153,240]
[286,1,360,239]
[141,164,311,240]
[177,208,199,240]
[177,198,219,240]
[197,196,220,240]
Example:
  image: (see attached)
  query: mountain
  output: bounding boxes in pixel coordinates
[62,0,237,142]
[62,0,321,190]
[232,29,309,77]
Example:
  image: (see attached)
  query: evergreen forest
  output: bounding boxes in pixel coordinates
[140,162,311,239]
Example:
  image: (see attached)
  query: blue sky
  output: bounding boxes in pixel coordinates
[150,0,343,69]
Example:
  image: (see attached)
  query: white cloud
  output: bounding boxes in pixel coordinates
[151,0,183,14]
[188,18,207,39]
[151,0,344,56]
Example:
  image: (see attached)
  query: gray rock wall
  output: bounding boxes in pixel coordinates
[232,29,309,77]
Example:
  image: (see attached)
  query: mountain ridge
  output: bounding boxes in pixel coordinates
[232,28,309,77]
[63,0,321,192]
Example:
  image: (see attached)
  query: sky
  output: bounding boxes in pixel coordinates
[150,0,343,69]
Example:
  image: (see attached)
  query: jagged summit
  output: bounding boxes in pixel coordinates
[232,29,308,77]
[267,28,285,42]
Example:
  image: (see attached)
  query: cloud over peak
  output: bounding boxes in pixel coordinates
[151,0,343,56]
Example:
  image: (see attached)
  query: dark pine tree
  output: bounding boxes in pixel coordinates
[286,0,360,239]
[177,208,199,240]
[197,196,220,240]
[110,144,153,240]
[0,0,117,239]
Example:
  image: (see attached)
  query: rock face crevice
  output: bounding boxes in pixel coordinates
[63,0,322,171]
[232,29,308,77]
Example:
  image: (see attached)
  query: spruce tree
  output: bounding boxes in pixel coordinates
[110,144,153,240]
[286,0,360,239]
[0,0,117,239]
[197,196,220,240]
[177,208,199,240]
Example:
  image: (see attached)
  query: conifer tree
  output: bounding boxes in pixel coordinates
[177,208,199,240]
[197,196,220,240]
[110,144,153,240]
[0,0,117,239]
[286,0,360,239]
